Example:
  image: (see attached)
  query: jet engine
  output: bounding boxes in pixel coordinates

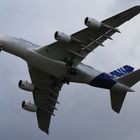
[54,31,71,42]
[22,101,37,112]
[85,17,102,29]
[18,80,35,92]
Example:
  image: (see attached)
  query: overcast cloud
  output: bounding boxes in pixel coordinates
[0,0,140,140]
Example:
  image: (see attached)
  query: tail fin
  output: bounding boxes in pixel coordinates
[110,69,140,113]
[109,65,134,79]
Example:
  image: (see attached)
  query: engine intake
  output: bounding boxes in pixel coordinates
[22,101,37,112]
[85,17,102,29]
[18,80,35,92]
[54,31,71,42]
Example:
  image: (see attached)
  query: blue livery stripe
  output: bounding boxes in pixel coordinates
[109,65,134,79]
[90,73,116,89]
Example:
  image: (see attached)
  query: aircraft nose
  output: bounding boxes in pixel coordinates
[0,35,9,45]
[0,35,6,50]
[0,35,6,51]
[0,43,3,52]
[0,35,13,51]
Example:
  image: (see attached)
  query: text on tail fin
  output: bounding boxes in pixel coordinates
[109,65,134,79]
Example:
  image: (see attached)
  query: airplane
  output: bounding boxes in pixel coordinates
[0,6,140,134]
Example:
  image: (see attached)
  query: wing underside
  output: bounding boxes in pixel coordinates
[37,6,140,66]
[28,65,63,134]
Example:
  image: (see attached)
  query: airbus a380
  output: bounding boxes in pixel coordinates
[0,6,140,134]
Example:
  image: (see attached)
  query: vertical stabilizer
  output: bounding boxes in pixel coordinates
[110,69,140,113]
[109,65,134,79]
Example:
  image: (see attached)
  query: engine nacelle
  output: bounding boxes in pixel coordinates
[85,17,102,29]
[18,80,35,92]
[54,31,71,43]
[22,101,37,112]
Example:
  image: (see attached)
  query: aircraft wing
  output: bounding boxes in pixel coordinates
[28,65,63,134]
[37,6,140,66]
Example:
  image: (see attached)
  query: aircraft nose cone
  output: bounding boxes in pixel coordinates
[0,35,7,50]
[0,35,9,44]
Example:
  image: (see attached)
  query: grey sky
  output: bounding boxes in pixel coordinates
[0,0,140,140]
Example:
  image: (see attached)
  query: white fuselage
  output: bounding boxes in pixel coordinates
[0,35,133,92]
[0,35,100,84]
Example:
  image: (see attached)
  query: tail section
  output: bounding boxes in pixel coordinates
[110,88,127,113]
[109,65,134,79]
[110,69,140,113]
[117,69,140,87]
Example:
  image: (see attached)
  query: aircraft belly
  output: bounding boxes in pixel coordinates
[26,50,67,78]
[70,65,101,84]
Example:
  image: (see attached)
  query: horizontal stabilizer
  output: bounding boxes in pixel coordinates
[110,89,127,113]
[110,69,140,113]
[117,69,140,87]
